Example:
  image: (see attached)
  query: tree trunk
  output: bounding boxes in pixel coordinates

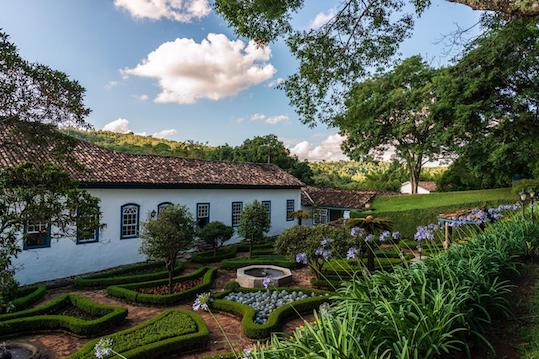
[367,247,375,272]
[249,239,253,258]
[408,160,422,195]
[213,243,217,257]
[167,258,176,295]
[447,0,539,17]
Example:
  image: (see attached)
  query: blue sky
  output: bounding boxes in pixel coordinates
[0,1,482,160]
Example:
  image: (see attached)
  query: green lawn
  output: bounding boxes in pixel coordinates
[372,188,514,212]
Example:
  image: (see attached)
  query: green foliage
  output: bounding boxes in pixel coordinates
[512,178,539,195]
[211,287,330,339]
[0,293,127,336]
[106,267,216,306]
[238,201,271,256]
[73,261,185,288]
[253,218,539,358]
[68,310,209,359]
[223,280,241,291]
[191,246,238,263]
[220,256,298,270]
[518,266,539,358]
[0,162,100,312]
[275,225,350,278]
[197,221,234,256]
[0,31,90,126]
[140,204,195,294]
[335,56,450,194]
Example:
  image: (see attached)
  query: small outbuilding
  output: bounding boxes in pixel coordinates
[400,181,437,194]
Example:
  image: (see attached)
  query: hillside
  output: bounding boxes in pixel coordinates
[63,129,214,158]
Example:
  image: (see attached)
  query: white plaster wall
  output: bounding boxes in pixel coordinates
[400,183,430,194]
[13,187,300,284]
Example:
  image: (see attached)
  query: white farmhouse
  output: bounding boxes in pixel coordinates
[400,181,437,194]
[0,123,303,284]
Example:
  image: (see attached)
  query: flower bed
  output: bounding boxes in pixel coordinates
[0,294,127,336]
[191,246,238,263]
[211,287,330,339]
[67,309,209,359]
[73,261,185,288]
[220,255,299,270]
[9,284,47,312]
[106,267,216,305]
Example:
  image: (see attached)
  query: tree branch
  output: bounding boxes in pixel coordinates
[447,0,539,17]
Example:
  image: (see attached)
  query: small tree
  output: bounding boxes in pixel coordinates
[290,210,310,225]
[275,225,349,279]
[198,221,234,256]
[238,201,270,257]
[140,205,195,294]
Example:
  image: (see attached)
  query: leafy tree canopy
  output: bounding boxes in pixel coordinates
[197,221,234,256]
[238,201,271,257]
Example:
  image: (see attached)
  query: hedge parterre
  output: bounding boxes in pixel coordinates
[0,294,127,336]
[74,261,185,288]
[106,267,216,305]
[67,309,209,359]
[211,287,331,339]
[9,284,47,312]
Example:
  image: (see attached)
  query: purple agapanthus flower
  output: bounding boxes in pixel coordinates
[346,247,358,259]
[365,234,374,243]
[296,252,308,264]
[392,232,401,240]
[193,292,211,312]
[322,249,331,260]
[379,231,391,242]
[351,227,365,237]
[263,276,272,289]
[320,239,328,247]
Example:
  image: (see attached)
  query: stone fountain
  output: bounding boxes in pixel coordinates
[236,265,292,288]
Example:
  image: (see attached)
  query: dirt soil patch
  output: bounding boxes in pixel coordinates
[136,278,203,295]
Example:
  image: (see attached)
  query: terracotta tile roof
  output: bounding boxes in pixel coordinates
[0,121,304,189]
[419,181,437,192]
[301,186,378,210]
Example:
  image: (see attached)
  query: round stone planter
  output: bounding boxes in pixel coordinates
[236,265,292,288]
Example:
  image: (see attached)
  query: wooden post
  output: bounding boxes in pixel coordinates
[443,222,450,249]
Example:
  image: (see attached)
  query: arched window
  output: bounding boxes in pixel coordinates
[157,202,173,216]
[121,203,140,239]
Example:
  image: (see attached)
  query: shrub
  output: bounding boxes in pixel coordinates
[0,294,127,336]
[220,256,299,269]
[211,288,331,339]
[197,221,234,257]
[73,261,185,288]
[106,267,216,305]
[191,246,238,263]
[238,201,271,257]
[10,284,47,311]
[223,281,241,291]
[67,309,209,359]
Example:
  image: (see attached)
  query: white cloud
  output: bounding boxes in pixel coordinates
[236,113,289,125]
[104,81,119,90]
[153,129,177,139]
[289,133,348,161]
[122,33,276,104]
[102,118,130,133]
[134,94,150,101]
[114,0,210,22]
[266,77,285,88]
[310,8,336,29]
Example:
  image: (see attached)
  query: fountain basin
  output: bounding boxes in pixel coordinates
[2,342,43,359]
[236,265,292,288]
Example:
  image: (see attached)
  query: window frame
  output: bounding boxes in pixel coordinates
[23,221,51,250]
[157,202,173,216]
[231,201,243,227]
[120,203,140,240]
[76,207,100,245]
[196,202,210,227]
[286,199,295,222]
[313,207,329,225]
[262,200,271,222]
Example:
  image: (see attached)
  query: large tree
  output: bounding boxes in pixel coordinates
[215,1,536,127]
[333,56,449,193]
[0,163,100,312]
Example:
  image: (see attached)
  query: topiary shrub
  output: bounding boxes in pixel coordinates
[73,261,185,288]
[0,294,127,336]
[223,280,241,291]
[106,267,216,306]
[197,221,234,257]
[211,288,331,339]
[67,309,209,359]
[9,284,47,312]
[220,256,299,269]
[191,246,238,263]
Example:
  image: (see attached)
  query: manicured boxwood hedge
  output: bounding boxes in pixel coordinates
[191,246,238,263]
[67,309,209,359]
[74,261,185,288]
[235,240,275,253]
[106,267,216,305]
[211,287,331,339]
[0,294,127,336]
[220,255,299,269]
[10,284,47,312]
